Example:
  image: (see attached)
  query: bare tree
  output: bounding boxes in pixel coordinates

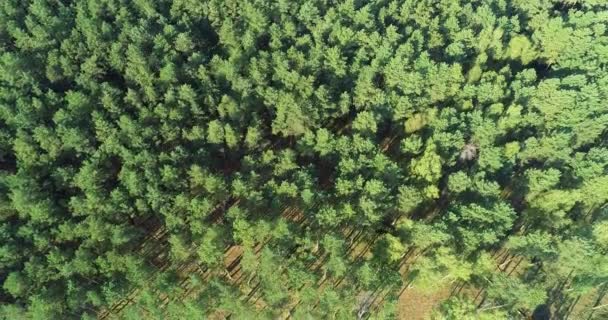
[460,143,478,162]
[356,291,374,320]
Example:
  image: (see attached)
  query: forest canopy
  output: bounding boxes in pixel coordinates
[1,0,608,319]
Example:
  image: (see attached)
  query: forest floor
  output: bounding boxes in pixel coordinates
[397,285,451,320]
[566,286,608,320]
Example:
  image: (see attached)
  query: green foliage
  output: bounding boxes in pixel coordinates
[485,274,547,311]
[409,248,474,293]
[506,35,537,64]
[3,272,26,298]
[444,202,515,252]
[433,297,507,320]
[373,234,406,264]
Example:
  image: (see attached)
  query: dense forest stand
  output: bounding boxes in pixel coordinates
[102,132,519,319]
[99,152,605,320]
[3,2,608,319]
[98,199,234,318]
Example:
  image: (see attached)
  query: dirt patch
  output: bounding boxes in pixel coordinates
[397,285,452,320]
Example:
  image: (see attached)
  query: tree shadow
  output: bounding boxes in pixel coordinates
[532,304,551,320]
